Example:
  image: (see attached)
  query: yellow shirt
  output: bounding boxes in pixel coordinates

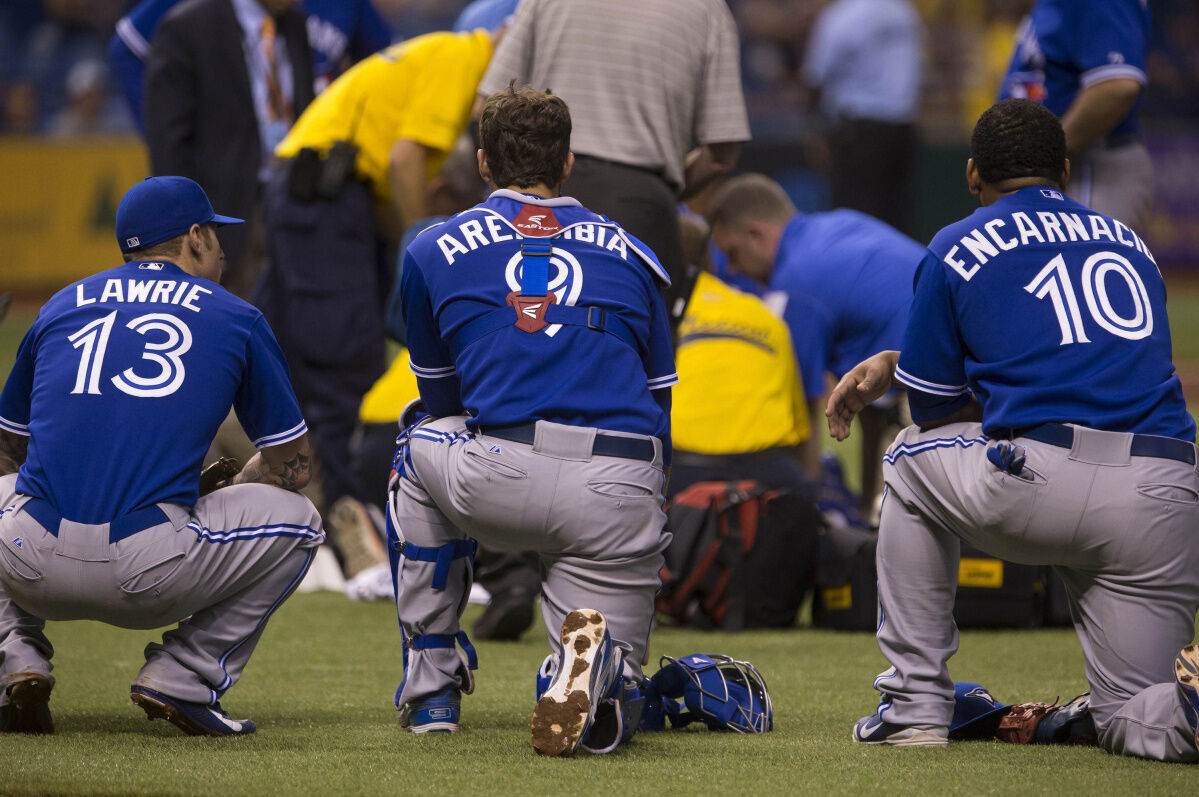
[359,349,420,425]
[672,272,810,454]
[276,31,492,202]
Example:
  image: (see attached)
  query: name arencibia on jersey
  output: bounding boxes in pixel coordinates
[943,209,1155,282]
[74,278,213,312]
[435,218,630,265]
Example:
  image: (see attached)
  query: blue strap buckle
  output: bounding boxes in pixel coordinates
[409,630,479,670]
[586,306,605,330]
[392,537,478,591]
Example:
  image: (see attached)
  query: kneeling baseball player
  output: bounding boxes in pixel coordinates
[388,86,676,755]
[0,177,324,736]
[828,99,1199,762]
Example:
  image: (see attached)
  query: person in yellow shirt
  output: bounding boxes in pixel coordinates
[668,215,813,499]
[258,29,494,516]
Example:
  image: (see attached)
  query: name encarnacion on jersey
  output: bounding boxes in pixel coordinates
[74,278,212,312]
[943,211,1154,282]
[436,218,629,265]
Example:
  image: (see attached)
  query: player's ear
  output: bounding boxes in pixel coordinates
[1060,158,1071,191]
[186,223,205,255]
[477,149,492,185]
[560,152,575,184]
[966,158,982,196]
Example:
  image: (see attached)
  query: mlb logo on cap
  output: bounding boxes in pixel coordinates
[115,176,243,254]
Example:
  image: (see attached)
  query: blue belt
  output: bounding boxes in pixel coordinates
[449,303,640,357]
[1019,423,1195,466]
[21,498,171,544]
[480,423,656,462]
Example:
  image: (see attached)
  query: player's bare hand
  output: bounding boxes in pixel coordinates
[825,350,900,441]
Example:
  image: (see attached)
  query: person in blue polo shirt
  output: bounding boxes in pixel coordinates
[828,99,1199,762]
[999,0,1153,227]
[0,177,323,737]
[389,87,676,756]
[708,173,925,511]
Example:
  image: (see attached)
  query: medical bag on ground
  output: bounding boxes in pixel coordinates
[657,480,821,630]
[952,545,1045,628]
[810,521,879,631]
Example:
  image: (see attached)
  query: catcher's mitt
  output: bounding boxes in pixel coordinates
[199,456,241,496]
[993,701,1057,744]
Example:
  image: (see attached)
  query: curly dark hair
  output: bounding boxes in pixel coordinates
[478,85,572,190]
[971,99,1066,185]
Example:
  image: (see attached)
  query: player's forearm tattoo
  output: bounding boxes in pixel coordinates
[230,450,310,491]
[275,451,310,490]
[0,432,28,476]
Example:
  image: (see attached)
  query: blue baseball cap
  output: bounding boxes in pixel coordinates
[948,681,1009,740]
[115,176,243,254]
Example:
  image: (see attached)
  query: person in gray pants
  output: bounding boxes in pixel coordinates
[0,176,323,737]
[827,99,1199,762]
[391,87,677,756]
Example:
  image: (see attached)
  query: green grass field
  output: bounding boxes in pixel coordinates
[2,283,1199,792]
[1,594,1195,796]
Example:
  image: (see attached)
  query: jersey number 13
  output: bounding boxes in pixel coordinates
[68,310,193,398]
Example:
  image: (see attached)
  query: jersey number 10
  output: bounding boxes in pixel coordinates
[1023,250,1153,345]
[68,310,193,398]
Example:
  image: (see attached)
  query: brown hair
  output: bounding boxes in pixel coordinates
[478,85,571,190]
[707,173,796,231]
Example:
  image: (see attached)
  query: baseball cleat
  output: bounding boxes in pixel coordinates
[130,685,256,737]
[1176,645,1199,741]
[852,710,948,747]
[398,686,461,733]
[0,673,55,734]
[530,608,620,756]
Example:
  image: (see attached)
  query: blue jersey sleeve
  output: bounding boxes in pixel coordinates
[0,325,37,436]
[894,254,972,414]
[402,252,465,418]
[780,291,833,400]
[1073,0,1148,86]
[233,317,308,449]
[350,0,392,61]
[645,280,676,459]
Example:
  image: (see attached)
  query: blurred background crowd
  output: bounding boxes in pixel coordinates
[2,0,1197,266]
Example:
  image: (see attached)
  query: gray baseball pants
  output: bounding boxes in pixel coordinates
[389,416,669,708]
[873,422,1199,762]
[1068,141,1154,230]
[0,474,323,707]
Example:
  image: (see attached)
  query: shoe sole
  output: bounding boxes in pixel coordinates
[4,675,54,734]
[132,691,231,737]
[1177,644,1199,741]
[329,498,387,578]
[409,721,458,734]
[530,609,608,757]
[852,726,948,747]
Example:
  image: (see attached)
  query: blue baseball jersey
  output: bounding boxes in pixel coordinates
[0,261,307,523]
[402,190,677,450]
[897,187,1194,441]
[999,0,1150,137]
[769,210,924,398]
[109,0,391,129]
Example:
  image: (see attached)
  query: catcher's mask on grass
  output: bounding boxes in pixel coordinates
[948,681,1009,740]
[646,654,773,733]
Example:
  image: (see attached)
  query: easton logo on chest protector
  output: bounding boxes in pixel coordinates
[512,205,562,235]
